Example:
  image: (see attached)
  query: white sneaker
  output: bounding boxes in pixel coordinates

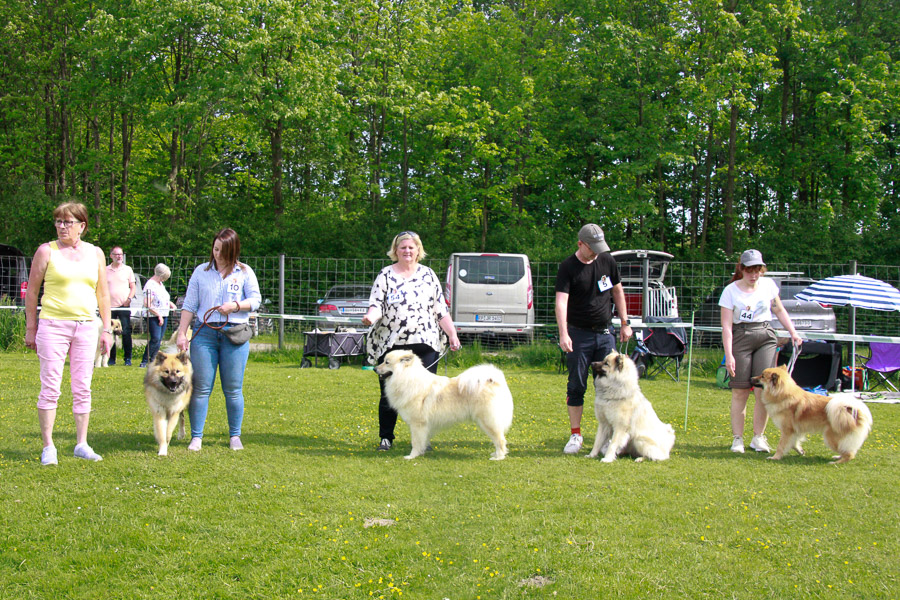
[229,436,244,451]
[563,433,584,454]
[187,437,202,452]
[73,443,103,461]
[730,436,745,453]
[41,445,58,466]
[750,435,771,453]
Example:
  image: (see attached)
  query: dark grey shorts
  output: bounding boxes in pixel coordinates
[730,322,778,389]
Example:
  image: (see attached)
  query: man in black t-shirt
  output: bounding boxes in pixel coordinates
[555,224,632,454]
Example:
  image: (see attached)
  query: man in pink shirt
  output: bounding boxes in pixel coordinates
[105,246,136,365]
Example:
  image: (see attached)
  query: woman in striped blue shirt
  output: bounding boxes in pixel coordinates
[176,229,262,452]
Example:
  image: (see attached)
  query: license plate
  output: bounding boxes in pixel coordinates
[475,314,502,323]
[341,307,366,314]
[793,319,813,328]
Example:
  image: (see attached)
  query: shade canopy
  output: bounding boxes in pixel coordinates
[795,274,900,312]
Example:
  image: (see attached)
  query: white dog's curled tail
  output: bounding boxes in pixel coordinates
[456,364,507,396]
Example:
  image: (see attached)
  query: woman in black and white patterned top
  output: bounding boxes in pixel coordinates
[362,231,461,451]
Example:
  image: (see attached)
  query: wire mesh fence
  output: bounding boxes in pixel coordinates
[4,253,900,357]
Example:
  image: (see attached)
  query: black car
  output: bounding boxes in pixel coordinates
[0,244,28,306]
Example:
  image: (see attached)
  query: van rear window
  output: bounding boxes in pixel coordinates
[457,256,525,285]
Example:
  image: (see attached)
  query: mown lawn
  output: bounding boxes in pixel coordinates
[0,351,897,599]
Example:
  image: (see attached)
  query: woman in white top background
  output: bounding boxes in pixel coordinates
[719,249,802,454]
[139,263,177,367]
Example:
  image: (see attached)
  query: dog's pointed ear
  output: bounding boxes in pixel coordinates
[176,351,190,364]
[770,371,779,385]
[591,362,603,378]
[153,351,167,365]
[400,352,414,364]
[614,353,624,371]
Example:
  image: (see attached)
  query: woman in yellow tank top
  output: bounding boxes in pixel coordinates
[24,202,113,466]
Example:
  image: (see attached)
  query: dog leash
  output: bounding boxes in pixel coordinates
[198,306,228,333]
[422,348,449,371]
[786,341,801,376]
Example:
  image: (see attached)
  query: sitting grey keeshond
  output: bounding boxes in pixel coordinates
[587,352,675,462]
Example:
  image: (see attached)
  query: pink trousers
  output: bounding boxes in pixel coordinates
[35,319,98,413]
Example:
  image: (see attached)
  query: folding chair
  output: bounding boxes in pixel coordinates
[635,316,687,381]
[863,342,900,392]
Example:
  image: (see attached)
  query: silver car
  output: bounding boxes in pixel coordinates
[767,273,837,335]
[315,284,372,330]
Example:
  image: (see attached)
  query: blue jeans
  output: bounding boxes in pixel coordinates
[141,316,168,365]
[188,324,250,438]
[565,325,616,407]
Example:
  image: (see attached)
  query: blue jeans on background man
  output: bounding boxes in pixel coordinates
[188,323,250,439]
[140,316,168,366]
[108,307,133,365]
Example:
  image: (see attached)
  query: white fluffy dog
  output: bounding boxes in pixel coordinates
[587,352,675,462]
[374,350,514,460]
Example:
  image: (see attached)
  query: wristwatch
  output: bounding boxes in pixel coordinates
[622,319,630,326]
[103,327,114,334]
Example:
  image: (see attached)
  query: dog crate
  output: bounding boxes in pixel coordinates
[776,341,842,391]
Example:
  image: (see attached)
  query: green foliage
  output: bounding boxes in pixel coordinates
[0,0,897,262]
[0,306,25,351]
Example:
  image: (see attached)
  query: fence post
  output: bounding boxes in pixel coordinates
[279,254,285,350]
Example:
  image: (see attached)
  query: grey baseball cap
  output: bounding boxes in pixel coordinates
[578,224,610,254]
[740,249,765,267]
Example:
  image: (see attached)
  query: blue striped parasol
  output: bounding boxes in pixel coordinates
[795,274,900,391]
[795,274,900,312]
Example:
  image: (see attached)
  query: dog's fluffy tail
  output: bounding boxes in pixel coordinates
[826,396,873,452]
[457,364,507,396]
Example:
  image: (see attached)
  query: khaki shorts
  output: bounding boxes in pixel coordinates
[729,322,778,389]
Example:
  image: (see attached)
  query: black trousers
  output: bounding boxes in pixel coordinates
[377,343,439,441]
[109,307,133,363]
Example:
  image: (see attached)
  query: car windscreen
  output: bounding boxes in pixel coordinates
[325,285,371,300]
[457,256,525,285]
[777,280,815,300]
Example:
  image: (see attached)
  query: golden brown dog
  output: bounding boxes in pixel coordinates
[144,350,192,456]
[94,318,123,368]
[751,365,873,464]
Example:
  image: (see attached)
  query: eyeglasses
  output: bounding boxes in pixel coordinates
[111,253,124,257]
[397,231,417,238]
[54,219,82,228]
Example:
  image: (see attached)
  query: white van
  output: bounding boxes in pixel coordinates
[445,253,534,342]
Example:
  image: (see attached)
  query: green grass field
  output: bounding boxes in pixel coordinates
[1,351,898,599]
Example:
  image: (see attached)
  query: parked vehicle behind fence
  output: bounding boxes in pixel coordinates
[695,272,837,339]
[610,250,679,320]
[316,284,372,330]
[445,253,534,343]
[0,244,28,306]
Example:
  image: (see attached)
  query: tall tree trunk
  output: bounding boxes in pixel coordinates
[120,111,132,212]
[109,104,116,212]
[656,159,666,247]
[724,92,738,255]
[401,113,409,210]
[91,116,102,225]
[700,121,714,253]
[777,28,791,216]
[269,118,285,219]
